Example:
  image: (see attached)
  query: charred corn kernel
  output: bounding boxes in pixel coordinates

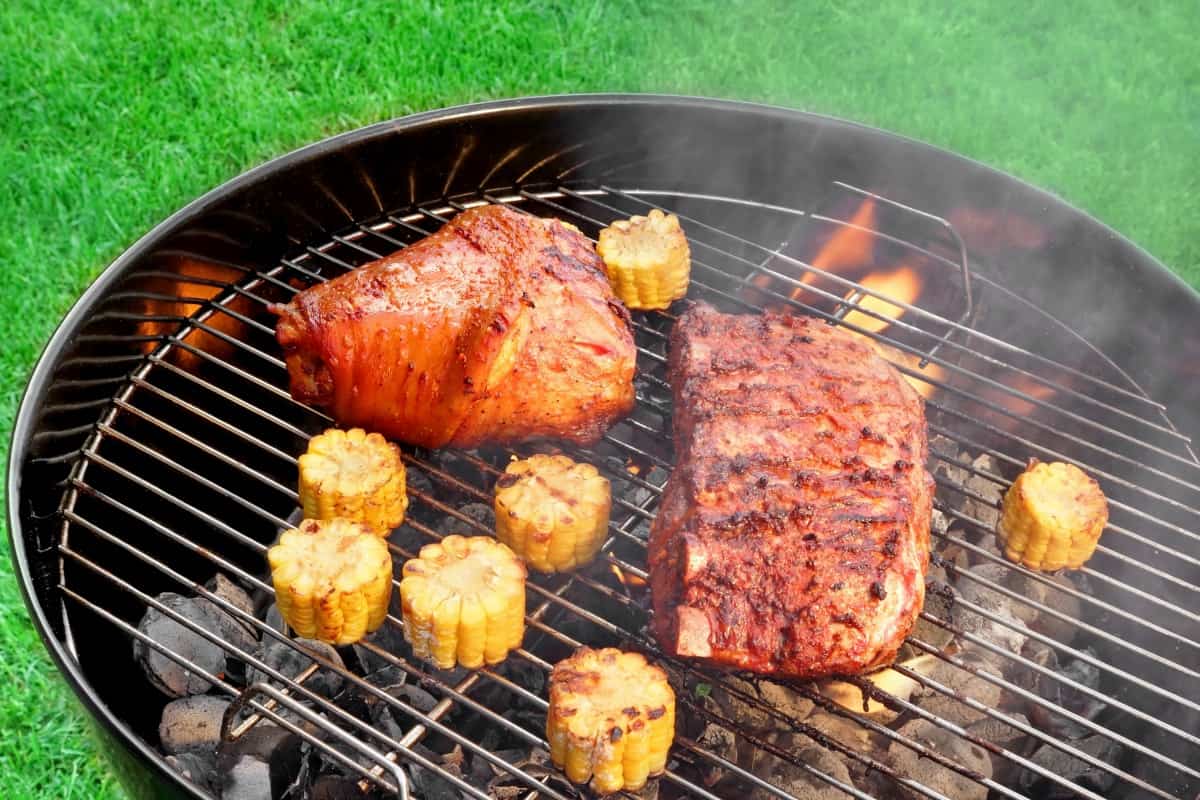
[268,519,393,645]
[494,454,611,573]
[596,209,690,310]
[299,428,408,533]
[399,535,525,669]
[997,460,1108,571]
[547,647,675,795]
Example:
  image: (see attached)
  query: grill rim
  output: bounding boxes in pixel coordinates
[10,93,1200,798]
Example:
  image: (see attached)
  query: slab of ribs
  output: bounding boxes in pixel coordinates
[649,302,933,679]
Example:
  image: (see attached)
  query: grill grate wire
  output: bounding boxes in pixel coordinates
[53,183,1200,799]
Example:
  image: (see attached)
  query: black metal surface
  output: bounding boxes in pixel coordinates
[9,94,1200,799]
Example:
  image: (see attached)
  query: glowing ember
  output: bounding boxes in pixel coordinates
[817,652,939,719]
[135,259,250,371]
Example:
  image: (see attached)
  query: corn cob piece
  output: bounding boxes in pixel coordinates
[596,209,690,311]
[399,535,526,669]
[494,454,611,573]
[996,460,1108,571]
[547,647,675,795]
[268,518,393,645]
[298,427,408,533]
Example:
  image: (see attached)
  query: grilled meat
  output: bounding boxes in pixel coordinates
[648,303,933,678]
[273,205,636,449]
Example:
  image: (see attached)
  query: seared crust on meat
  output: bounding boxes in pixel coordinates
[273,205,636,449]
[648,302,933,678]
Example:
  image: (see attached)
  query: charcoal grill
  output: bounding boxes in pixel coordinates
[10,95,1200,799]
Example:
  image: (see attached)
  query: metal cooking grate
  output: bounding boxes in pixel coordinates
[54,181,1200,799]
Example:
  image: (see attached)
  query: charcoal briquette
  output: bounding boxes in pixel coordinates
[165,751,219,794]
[160,695,231,755]
[248,637,345,698]
[134,593,229,697]
[217,724,303,800]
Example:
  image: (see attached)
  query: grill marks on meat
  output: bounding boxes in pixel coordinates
[272,205,635,449]
[648,303,933,678]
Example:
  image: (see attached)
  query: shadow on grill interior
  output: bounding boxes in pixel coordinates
[10,96,1200,800]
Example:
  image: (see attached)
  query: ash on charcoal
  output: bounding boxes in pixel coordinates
[695,723,738,787]
[968,710,1033,760]
[207,574,258,634]
[880,718,992,800]
[248,637,345,698]
[740,735,856,800]
[951,564,1029,659]
[1009,572,1081,644]
[197,595,258,663]
[134,593,230,697]
[895,570,956,660]
[1018,734,1123,798]
[1021,645,1104,740]
[709,676,813,735]
[930,436,968,483]
[929,507,950,538]
[792,710,874,764]
[166,751,219,793]
[217,724,303,800]
[435,502,494,536]
[264,604,287,637]
[960,454,1003,531]
[914,651,1003,727]
[160,695,230,755]
[981,714,1045,788]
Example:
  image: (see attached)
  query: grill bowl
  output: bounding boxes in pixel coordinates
[10,95,1200,799]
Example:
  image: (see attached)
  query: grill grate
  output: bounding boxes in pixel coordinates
[54,182,1200,799]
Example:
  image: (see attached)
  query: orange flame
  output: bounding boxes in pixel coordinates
[841,266,921,334]
[990,373,1058,418]
[812,198,878,273]
[839,267,945,400]
[791,198,878,299]
[609,563,647,589]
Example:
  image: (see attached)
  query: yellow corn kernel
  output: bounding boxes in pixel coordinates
[267,518,393,645]
[596,209,691,311]
[298,428,408,533]
[996,460,1108,571]
[494,454,611,573]
[399,535,526,669]
[547,647,676,795]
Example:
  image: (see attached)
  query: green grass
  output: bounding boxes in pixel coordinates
[1,0,1196,795]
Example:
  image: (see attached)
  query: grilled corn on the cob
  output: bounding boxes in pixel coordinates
[298,427,408,533]
[596,209,690,310]
[547,647,675,795]
[399,535,526,669]
[996,460,1108,571]
[494,454,611,573]
[268,518,393,645]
